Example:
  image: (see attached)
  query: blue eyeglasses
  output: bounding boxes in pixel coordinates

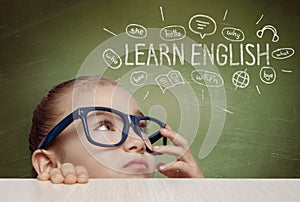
[38,106,167,154]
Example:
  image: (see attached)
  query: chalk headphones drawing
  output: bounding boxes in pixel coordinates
[256,25,279,43]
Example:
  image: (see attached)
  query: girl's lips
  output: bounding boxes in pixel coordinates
[123,158,148,169]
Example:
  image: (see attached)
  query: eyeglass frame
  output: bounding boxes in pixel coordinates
[37,106,167,154]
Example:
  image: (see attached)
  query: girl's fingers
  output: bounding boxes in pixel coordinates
[37,171,50,181]
[75,166,89,184]
[157,161,190,178]
[157,125,205,178]
[62,164,89,184]
[157,161,204,178]
[38,163,89,184]
[160,126,189,149]
[49,168,64,184]
[61,163,77,184]
[154,145,188,161]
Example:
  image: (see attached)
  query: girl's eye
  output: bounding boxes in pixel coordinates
[95,121,114,131]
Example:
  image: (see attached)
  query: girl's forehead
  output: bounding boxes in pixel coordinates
[72,85,140,115]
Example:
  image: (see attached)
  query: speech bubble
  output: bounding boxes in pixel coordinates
[126,24,147,39]
[159,25,186,41]
[221,27,245,42]
[188,14,217,39]
[102,48,122,69]
[271,48,295,60]
[191,70,224,87]
[130,71,147,86]
[259,66,276,84]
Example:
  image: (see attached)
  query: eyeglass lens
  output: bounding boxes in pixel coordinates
[86,110,163,148]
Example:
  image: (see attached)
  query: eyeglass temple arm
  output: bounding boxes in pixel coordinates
[149,131,167,145]
[37,111,78,149]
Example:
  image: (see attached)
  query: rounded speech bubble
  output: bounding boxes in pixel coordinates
[188,14,217,39]
[126,24,147,39]
[271,48,295,60]
[191,70,224,87]
[221,27,245,42]
[130,71,148,86]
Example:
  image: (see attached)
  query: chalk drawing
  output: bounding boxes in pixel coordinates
[188,14,217,39]
[259,66,276,84]
[159,6,165,22]
[223,9,228,21]
[216,106,234,114]
[201,89,204,100]
[155,70,185,93]
[126,24,147,39]
[103,27,117,36]
[130,71,148,86]
[256,24,279,42]
[271,48,295,60]
[232,69,250,90]
[221,27,245,42]
[281,69,292,73]
[256,85,261,95]
[159,25,186,41]
[191,70,224,88]
[144,91,150,99]
[256,14,264,25]
[102,48,122,69]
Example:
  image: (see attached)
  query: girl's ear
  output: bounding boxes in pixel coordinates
[32,149,61,175]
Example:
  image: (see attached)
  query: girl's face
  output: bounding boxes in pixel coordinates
[52,84,156,178]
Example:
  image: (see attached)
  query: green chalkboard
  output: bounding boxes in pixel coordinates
[0,0,299,178]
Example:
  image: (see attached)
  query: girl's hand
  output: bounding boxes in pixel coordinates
[153,125,204,178]
[37,163,89,184]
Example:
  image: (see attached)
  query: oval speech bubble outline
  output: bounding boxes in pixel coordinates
[271,48,295,60]
[126,24,147,39]
[191,70,224,88]
[188,14,217,39]
[159,25,186,41]
[221,27,245,42]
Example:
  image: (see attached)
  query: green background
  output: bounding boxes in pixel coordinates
[0,0,299,178]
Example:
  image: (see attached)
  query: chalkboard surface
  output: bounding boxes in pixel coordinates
[0,0,299,178]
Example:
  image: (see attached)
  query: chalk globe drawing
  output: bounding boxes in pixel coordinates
[232,69,250,89]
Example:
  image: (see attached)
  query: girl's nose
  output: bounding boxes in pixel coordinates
[122,128,146,154]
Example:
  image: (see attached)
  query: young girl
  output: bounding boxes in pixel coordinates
[29,76,204,184]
